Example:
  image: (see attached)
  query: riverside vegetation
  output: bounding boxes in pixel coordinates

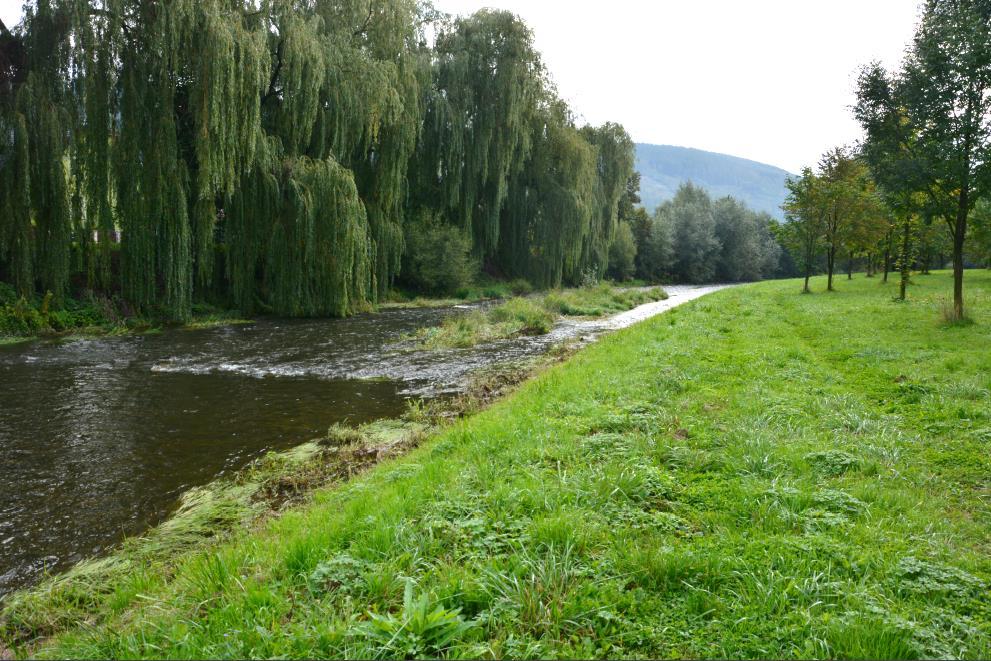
[407,285,668,349]
[0,1,792,342]
[3,271,989,659]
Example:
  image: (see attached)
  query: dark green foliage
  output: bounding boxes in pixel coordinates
[659,183,721,283]
[400,212,478,296]
[971,201,991,267]
[0,2,637,320]
[713,197,780,281]
[606,221,637,281]
[629,182,784,284]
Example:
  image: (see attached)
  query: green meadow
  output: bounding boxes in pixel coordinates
[3,271,990,659]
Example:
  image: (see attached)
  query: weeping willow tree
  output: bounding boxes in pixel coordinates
[497,99,597,288]
[0,1,634,320]
[579,122,636,281]
[412,9,541,259]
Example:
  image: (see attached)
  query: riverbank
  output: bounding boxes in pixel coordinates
[4,272,991,658]
[0,281,657,346]
[0,289,253,346]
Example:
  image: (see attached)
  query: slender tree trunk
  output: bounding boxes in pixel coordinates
[951,189,968,320]
[847,254,854,280]
[882,234,891,284]
[899,216,911,301]
[827,245,836,291]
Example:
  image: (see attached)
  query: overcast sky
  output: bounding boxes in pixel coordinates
[0,0,921,173]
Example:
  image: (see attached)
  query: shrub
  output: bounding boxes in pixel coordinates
[489,298,555,335]
[0,281,18,306]
[400,213,478,296]
[0,297,46,336]
[508,278,534,296]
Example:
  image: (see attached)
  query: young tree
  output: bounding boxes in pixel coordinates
[856,0,991,320]
[782,168,825,293]
[817,148,879,291]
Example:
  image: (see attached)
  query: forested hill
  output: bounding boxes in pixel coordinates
[636,143,793,218]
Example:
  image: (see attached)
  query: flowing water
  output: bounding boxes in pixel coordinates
[0,284,728,596]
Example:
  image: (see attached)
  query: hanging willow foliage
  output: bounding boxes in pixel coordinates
[225,140,372,317]
[498,100,598,288]
[413,9,541,258]
[0,1,633,320]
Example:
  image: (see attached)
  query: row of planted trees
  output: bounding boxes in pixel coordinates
[0,1,636,321]
[782,0,991,319]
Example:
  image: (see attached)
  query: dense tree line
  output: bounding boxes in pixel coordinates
[607,179,784,284]
[0,1,635,320]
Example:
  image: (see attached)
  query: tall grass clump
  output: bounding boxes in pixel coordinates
[409,299,554,349]
[541,284,667,317]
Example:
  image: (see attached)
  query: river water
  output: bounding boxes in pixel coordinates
[0,284,727,596]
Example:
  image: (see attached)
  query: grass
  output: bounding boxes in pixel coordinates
[379,276,520,310]
[410,299,556,350]
[542,282,668,317]
[408,284,668,349]
[0,289,251,344]
[4,271,991,659]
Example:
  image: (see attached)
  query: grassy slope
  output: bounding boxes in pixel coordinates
[8,272,991,659]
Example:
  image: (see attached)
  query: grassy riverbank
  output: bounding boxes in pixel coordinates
[4,271,991,658]
[408,285,668,349]
[0,285,251,345]
[0,279,651,345]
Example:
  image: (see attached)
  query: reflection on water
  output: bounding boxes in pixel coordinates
[0,284,724,596]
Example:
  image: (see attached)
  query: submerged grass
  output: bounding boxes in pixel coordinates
[4,271,991,659]
[408,284,668,349]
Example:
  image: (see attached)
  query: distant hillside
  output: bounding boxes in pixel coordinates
[636,143,793,219]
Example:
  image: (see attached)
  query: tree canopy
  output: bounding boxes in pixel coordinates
[0,1,637,318]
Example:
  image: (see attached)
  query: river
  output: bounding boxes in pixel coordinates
[0,284,728,596]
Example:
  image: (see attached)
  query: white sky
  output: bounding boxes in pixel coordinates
[0,0,921,173]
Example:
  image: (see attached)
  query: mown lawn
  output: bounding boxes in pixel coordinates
[6,271,991,659]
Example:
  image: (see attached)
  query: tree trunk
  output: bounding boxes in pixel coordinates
[847,254,854,280]
[827,246,836,291]
[951,190,968,320]
[883,242,891,283]
[899,217,911,301]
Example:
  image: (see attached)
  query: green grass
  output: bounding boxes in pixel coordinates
[409,299,555,349]
[0,289,251,343]
[4,271,991,659]
[542,282,668,317]
[409,284,668,349]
